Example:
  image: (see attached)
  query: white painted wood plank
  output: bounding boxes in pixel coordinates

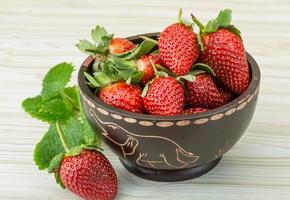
[0,0,290,199]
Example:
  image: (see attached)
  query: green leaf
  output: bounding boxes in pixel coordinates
[90,34,113,56]
[177,8,183,23]
[75,86,100,146]
[34,124,65,170]
[93,71,111,86]
[111,56,135,70]
[150,50,159,55]
[131,71,143,84]
[48,153,65,188]
[196,33,204,51]
[99,34,114,48]
[63,86,79,110]
[177,7,193,27]
[86,81,98,89]
[139,36,159,45]
[22,96,50,122]
[204,20,219,33]
[126,77,132,84]
[92,60,101,72]
[48,153,65,173]
[77,25,113,56]
[40,98,73,121]
[141,83,149,97]
[204,9,238,36]
[191,14,205,31]
[34,116,100,171]
[76,40,98,55]
[61,117,100,149]
[41,62,74,100]
[91,25,108,44]
[84,72,101,88]
[181,18,193,27]
[92,55,106,73]
[192,63,215,76]
[66,145,100,157]
[66,146,84,157]
[23,96,71,122]
[216,9,232,27]
[112,50,135,58]
[80,115,100,146]
[101,61,119,81]
[177,74,196,82]
[55,170,65,189]
[109,57,137,80]
[118,68,135,80]
[227,25,242,38]
[61,118,89,149]
[155,64,176,78]
[189,69,207,75]
[156,71,168,78]
[85,46,108,55]
[123,39,156,60]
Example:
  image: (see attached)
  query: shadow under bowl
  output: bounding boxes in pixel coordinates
[78,33,260,182]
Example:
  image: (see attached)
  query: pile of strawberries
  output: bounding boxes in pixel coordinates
[80,9,250,116]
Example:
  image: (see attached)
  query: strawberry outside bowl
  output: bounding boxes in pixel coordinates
[78,33,260,182]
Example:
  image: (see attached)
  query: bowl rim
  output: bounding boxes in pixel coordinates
[78,32,260,121]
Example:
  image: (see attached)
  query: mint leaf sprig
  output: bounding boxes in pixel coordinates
[22,63,100,187]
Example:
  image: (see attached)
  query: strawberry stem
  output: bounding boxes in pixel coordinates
[56,121,69,153]
[192,63,216,76]
[155,64,176,78]
[191,14,205,31]
[150,60,158,74]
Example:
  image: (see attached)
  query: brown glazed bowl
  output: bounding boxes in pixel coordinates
[78,33,260,182]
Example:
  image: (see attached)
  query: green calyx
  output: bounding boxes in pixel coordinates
[177,8,193,27]
[76,25,114,56]
[82,33,158,91]
[141,61,171,97]
[191,9,242,43]
[141,60,213,96]
[84,55,143,91]
[115,37,157,60]
[191,63,216,76]
[177,63,215,83]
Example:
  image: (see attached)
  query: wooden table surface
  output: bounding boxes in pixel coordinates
[1,0,290,199]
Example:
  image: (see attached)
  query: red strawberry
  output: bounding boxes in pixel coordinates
[143,76,185,116]
[99,82,144,113]
[186,73,233,109]
[183,107,208,115]
[60,150,118,200]
[192,10,250,94]
[200,29,249,94]
[136,54,162,85]
[159,10,199,76]
[109,38,136,54]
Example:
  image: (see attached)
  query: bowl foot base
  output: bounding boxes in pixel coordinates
[119,157,222,182]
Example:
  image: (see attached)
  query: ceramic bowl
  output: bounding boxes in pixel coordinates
[78,33,260,182]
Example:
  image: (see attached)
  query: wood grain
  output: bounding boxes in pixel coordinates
[0,0,290,199]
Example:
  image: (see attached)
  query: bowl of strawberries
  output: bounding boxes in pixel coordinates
[78,9,260,182]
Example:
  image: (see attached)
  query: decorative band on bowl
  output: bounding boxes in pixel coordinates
[156,122,174,127]
[139,121,154,126]
[83,87,257,127]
